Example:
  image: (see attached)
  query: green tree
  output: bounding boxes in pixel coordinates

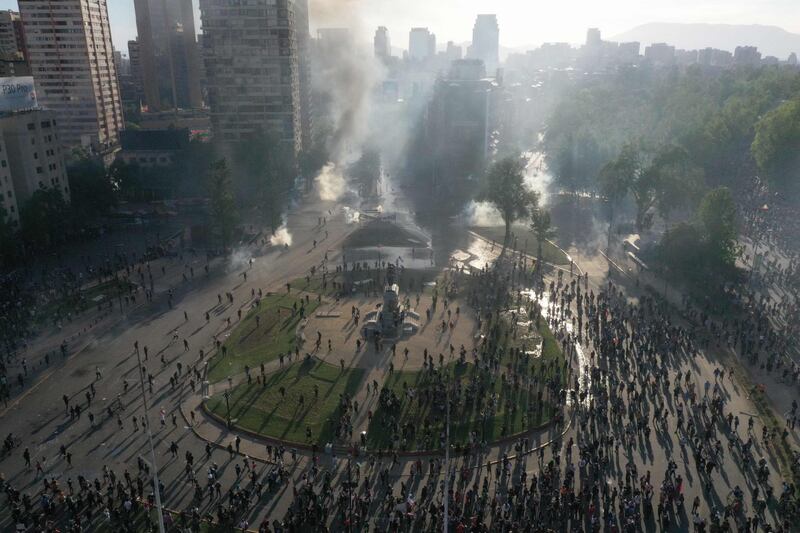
[480,156,538,259]
[752,97,800,190]
[599,144,637,245]
[20,188,70,249]
[698,186,738,267]
[207,159,238,249]
[655,222,707,283]
[0,206,18,266]
[263,164,285,235]
[650,145,704,228]
[68,159,117,221]
[529,208,556,266]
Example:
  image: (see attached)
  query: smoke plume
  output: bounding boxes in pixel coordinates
[270,226,293,247]
[463,201,504,227]
[317,163,347,201]
[310,1,384,163]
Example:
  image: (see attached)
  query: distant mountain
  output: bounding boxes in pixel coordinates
[612,23,800,59]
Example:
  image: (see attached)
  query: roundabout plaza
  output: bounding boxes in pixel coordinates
[200,218,568,456]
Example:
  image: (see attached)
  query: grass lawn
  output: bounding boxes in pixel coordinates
[367,313,566,451]
[206,292,320,383]
[206,359,364,445]
[289,273,343,297]
[471,225,569,265]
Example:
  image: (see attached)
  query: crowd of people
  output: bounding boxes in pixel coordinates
[0,211,797,532]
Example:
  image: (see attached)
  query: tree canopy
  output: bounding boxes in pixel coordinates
[207,159,238,250]
[545,66,800,194]
[481,156,538,258]
[751,97,800,190]
[698,186,738,268]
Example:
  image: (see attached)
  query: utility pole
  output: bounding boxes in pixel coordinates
[347,458,353,533]
[134,345,166,533]
[224,390,231,428]
[443,373,450,533]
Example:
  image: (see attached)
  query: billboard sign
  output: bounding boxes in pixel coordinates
[0,77,38,112]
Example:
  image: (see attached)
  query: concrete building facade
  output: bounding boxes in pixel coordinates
[200,0,310,153]
[374,26,391,60]
[18,0,124,151]
[0,108,69,223]
[409,28,435,61]
[133,0,202,111]
[469,15,499,74]
[0,10,26,60]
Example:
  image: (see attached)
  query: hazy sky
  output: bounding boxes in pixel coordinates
[1,0,797,53]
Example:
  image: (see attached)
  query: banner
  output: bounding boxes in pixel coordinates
[0,77,38,112]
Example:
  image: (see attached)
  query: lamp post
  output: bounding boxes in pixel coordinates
[223,390,231,428]
[443,367,451,533]
[134,344,166,533]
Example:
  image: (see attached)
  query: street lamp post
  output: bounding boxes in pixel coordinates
[224,390,231,428]
[443,371,450,533]
[134,345,166,533]
[347,458,353,533]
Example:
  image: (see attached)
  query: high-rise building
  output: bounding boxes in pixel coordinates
[18,0,124,150]
[295,1,312,153]
[133,0,201,111]
[617,42,640,63]
[374,26,391,60]
[644,43,676,65]
[128,40,144,106]
[586,28,602,47]
[200,0,310,153]
[469,15,499,73]
[0,10,25,60]
[446,41,463,60]
[0,108,70,224]
[734,46,762,66]
[409,28,435,61]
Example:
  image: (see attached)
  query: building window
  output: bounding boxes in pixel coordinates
[36,167,43,174]
[27,123,35,131]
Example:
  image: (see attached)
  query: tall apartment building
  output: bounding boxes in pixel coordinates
[0,10,26,60]
[0,109,69,224]
[18,0,124,151]
[644,43,676,65]
[469,15,499,73]
[734,46,762,66]
[409,28,436,61]
[133,0,202,111]
[200,0,311,153]
[127,39,144,106]
[374,26,391,60]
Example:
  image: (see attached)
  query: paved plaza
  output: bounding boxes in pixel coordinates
[0,190,797,532]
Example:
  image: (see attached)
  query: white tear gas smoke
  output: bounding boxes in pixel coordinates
[317,163,347,202]
[523,150,554,206]
[464,150,552,226]
[228,248,253,271]
[270,225,293,247]
[310,1,385,164]
[342,206,361,224]
[463,201,504,227]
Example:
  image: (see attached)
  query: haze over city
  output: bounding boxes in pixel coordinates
[0,0,798,532]
[1,0,799,49]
